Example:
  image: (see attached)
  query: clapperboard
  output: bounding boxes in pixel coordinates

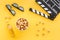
[36,0,60,20]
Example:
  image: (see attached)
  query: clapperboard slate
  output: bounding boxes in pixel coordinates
[36,0,60,20]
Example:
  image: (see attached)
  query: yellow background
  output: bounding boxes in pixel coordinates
[0,0,60,40]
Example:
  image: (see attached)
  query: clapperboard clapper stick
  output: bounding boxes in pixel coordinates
[36,0,60,20]
[29,8,51,20]
[6,4,16,16]
[12,3,24,12]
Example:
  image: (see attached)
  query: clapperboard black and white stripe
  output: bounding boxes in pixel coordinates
[36,0,60,20]
[29,8,50,19]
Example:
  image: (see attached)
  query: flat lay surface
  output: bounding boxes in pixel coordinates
[0,0,60,40]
